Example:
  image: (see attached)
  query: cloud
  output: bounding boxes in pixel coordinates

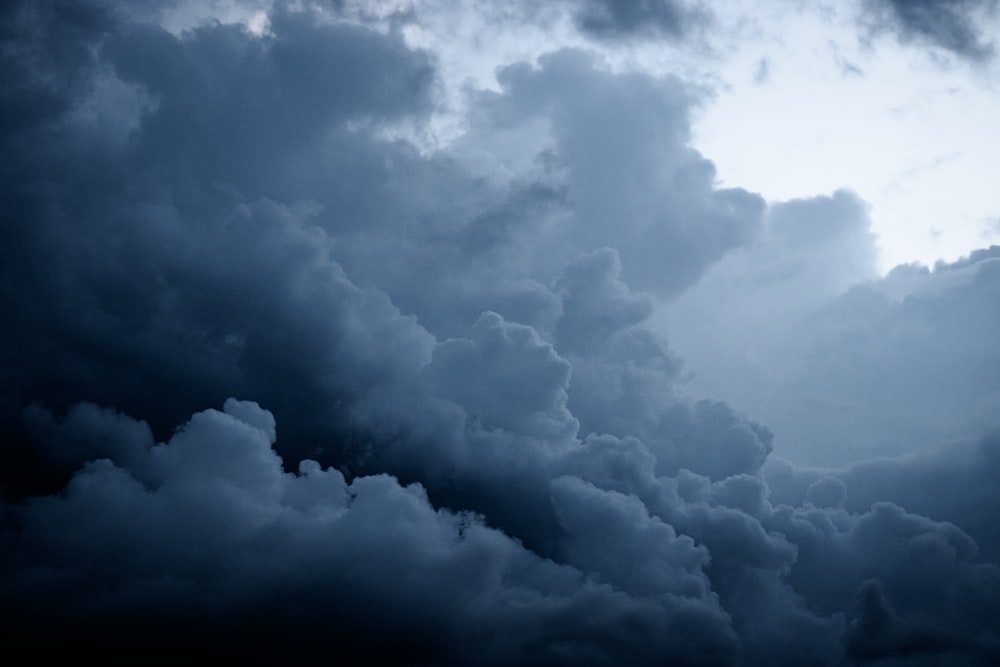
[845,578,966,663]
[459,48,766,296]
[424,311,577,440]
[10,396,1000,663]
[22,401,155,472]
[572,0,712,40]
[667,200,999,465]
[3,399,745,664]
[769,427,1000,563]
[0,0,767,491]
[776,249,1000,462]
[549,474,711,599]
[3,1,1000,664]
[0,1,441,473]
[862,0,998,61]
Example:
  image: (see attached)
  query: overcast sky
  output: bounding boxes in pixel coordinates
[2,1,999,664]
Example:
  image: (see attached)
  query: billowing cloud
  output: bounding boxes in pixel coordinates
[447,47,767,299]
[2,0,999,664]
[9,396,1000,664]
[0,0,446,472]
[3,401,745,663]
[769,427,1000,562]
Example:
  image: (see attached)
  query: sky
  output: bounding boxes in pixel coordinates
[1,0,999,664]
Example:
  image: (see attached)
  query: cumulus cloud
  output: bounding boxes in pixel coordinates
[3,0,1000,664]
[0,0,766,486]
[457,48,765,296]
[2,400,743,664]
[8,396,1000,664]
[0,0,440,469]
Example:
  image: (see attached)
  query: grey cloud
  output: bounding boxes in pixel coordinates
[805,476,847,509]
[424,311,577,441]
[845,579,965,664]
[862,0,998,61]
[3,399,744,665]
[771,498,1000,663]
[573,0,712,41]
[778,250,1000,463]
[547,248,772,483]
[9,387,1000,664]
[658,400,774,481]
[769,428,1000,562]
[105,8,436,202]
[0,1,441,475]
[769,190,877,263]
[463,49,766,296]
[22,401,154,472]
[666,202,999,468]
[4,1,1000,664]
[550,474,711,599]
[668,189,879,336]
[555,247,653,355]
[1,0,763,490]
[349,244,773,569]
[0,0,111,132]
[553,248,682,439]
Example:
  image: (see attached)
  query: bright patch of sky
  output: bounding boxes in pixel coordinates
[693,1,1000,272]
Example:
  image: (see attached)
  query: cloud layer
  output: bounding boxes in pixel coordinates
[7,397,1000,664]
[2,1,999,664]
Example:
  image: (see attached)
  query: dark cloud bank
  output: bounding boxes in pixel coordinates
[2,1,999,664]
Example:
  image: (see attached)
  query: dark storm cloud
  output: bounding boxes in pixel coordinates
[3,400,743,665]
[763,455,1000,665]
[0,0,441,469]
[11,394,1000,664]
[4,1,1000,664]
[0,0,766,477]
[862,0,998,61]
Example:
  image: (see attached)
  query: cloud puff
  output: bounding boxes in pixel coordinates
[425,311,577,440]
